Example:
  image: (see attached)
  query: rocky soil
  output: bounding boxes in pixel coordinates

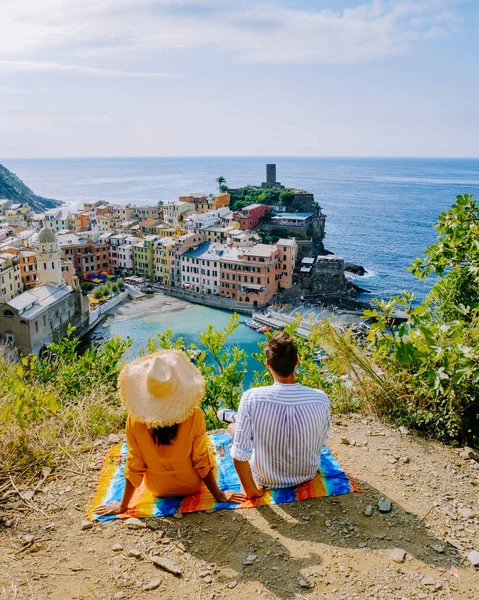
[1,415,478,600]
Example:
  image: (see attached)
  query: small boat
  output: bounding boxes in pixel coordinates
[260,326,271,333]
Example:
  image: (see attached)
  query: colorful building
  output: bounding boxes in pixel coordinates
[0,253,22,303]
[220,243,288,307]
[180,242,221,295]
[132,235,159,278]
[236,204,271,231]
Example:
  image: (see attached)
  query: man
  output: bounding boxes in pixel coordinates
[218,331,330,499]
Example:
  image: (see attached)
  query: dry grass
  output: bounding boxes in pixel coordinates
[0,385,126,481]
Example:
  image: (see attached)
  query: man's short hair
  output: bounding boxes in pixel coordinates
[264,331,298,377]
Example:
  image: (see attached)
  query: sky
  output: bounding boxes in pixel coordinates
[1,0,478,158]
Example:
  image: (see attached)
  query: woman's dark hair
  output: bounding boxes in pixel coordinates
[151,423,179,446]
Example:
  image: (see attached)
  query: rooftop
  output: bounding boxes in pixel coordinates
[182,242,223,260]
[242,244,277,258]
[272,212,314,221]
[6,284,72,320]
[241,204,264,212]
[277,238,297,247]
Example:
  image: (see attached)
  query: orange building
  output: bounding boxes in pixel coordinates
[212,193,230,209]
[72,212,91,232]
[219,243,290,307]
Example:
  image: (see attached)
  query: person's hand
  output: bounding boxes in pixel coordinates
[95,500,123,516]
[216,490,247,504]
[246,485,266,500]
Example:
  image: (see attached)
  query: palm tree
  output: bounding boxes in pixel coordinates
[216,175,226,191]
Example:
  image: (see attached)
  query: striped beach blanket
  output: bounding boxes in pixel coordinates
[88,432,359,521]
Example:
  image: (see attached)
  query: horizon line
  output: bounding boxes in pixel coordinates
[2,155,479,161]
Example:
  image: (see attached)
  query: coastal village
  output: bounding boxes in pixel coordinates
[0,165,358,355]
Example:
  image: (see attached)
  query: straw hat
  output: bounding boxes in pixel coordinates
[118,350,205,427]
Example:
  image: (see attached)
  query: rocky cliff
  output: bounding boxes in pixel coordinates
[0,164,61,212]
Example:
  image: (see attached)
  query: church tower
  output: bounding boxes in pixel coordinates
[36,226,63,287]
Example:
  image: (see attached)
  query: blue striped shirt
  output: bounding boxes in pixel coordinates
[230,382,331,488]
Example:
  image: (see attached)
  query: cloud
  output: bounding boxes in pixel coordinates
[0,0,463,69]
[0,60,177,78]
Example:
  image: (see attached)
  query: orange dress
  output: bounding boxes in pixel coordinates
[124,407,212,497]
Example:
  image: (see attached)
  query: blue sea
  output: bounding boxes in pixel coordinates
[4,156,479,299]
[3,157,479,372]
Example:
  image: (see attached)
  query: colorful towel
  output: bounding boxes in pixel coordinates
[88,432,360,521]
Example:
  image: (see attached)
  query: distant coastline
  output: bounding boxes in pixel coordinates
[2,156,478,299]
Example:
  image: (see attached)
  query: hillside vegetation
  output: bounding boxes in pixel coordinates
[0,163,61,212]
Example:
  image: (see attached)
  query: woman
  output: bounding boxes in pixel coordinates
[96,350,245,516]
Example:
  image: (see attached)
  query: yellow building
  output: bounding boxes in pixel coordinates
[163,201,195,227]
[0,254,22,303]
[132,235,159,278]
[154,237,176,285]
[152,223,185,238]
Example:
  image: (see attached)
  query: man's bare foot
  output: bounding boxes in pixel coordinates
[95,500,122,516]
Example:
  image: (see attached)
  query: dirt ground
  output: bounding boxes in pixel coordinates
[1,415,478,600]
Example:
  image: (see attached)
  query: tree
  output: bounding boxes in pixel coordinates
[216,176,226,192]
[157,200,164,208]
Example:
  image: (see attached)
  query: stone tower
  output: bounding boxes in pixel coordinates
[262,164,282,188]
[36,226,63,287]
[266,164,277,186]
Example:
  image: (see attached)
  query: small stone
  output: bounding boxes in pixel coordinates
[199,570,211,578]
[378,498,392,513]
[172,512,184,519]
[298,578,312,588]
[340,438,350,445]
[204,576,213,584]
[128,548,142,558]
[125,517,146,529]
[81,520,93,530]
[325,519,332,527]
[430,542,444,553]
[23,534,35,545]
[113,594,126,600]
[391,548,406,563]
[398,426,409,435]
[446,537,463,550]
[228,580,238,589]
[177,542,187,552]
[145,518,161,531]
[143,578,162,591]
[400,457,410,464]
[422,577,436,586]
[112,544,123,552]
[364,505,373,517]
[358,542,367,548]
[458,507,477,519]
[3,519,12,528]
[151,556,183,576]
[460,447,479,461]
[243,554,258,565]
[467,550,479,568]
[108,433,122,444]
